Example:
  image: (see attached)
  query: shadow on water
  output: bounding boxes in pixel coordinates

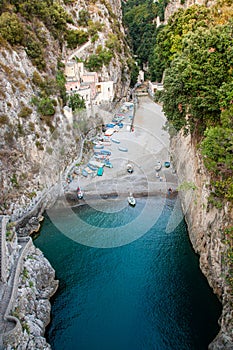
[34,196,222,350]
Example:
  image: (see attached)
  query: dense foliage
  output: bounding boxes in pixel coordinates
[122,0,168,74]
[68,93,86,111]
[153,2,233,204]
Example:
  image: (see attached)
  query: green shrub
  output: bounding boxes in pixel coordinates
[24,33,45,70]
[0,12,24,45]
[68,93,85,111]
[78,9,90,26]
[32,96,56,116]
[85,47,113,71]
[65,29,88,49]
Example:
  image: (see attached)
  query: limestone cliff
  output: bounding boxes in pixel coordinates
[171,132,233,350]
[4,245,58,350]
[0,0,131,221]
[0,1,131,349]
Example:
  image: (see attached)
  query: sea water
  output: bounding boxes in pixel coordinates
[34,196,221,350]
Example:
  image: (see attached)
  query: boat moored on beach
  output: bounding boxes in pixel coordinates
[155,161,162,171]
[94,144,104,150]
[77,187,84,199]
[111,138,120,144]
[128,194,136,207]
[127,164,134,173]
[118,147,128,152]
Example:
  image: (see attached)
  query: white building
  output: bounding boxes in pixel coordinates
[64,60,115,108]
[137,70,144,84]
[148,81,164,97]
[93,81,114,105]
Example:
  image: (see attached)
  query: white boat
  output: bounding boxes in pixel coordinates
[128,194,136,207]
[111,138,120,144]
[127,164,134,173]
[118,146,128,152]
[77,187,84,199]
[89,160,104,168]
[105,128,115,136]
[155,161,162,171]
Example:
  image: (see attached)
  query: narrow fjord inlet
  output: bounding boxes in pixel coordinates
[35,197,221,350]
[0,0,232,349]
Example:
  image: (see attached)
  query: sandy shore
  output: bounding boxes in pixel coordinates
[65,96,177,201]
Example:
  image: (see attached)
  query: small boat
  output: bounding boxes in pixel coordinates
[164,161,170,168]
[77,187,84,199]
[118,147,128,152]
[94,144,104,149]
[89,160,104,168]
[105,123,116,128]
[100,149,111,155]
[128,194,136,207]
[105,128,115,136]
[111,138,120,144]
[155,161,162,171]
[87,163,98,171]
[127,164,134,173]
[117,122,124,128]
[104,160,113,168]
[82,169,88,177]
[97,167,104,176]
[94,154,109,161]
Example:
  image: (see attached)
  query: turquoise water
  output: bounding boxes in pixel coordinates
[34,197,221,350]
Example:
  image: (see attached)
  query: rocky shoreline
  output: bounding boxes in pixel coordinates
[171,132,233,350]
[4,245,58,350]
[2,97,232,349]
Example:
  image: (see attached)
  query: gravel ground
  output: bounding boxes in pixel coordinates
[65,96,178,201]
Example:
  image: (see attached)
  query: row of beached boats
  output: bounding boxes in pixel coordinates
[77,102,135,203]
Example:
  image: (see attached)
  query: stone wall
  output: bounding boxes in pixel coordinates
[171,131,233,350]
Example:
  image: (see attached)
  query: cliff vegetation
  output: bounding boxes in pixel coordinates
[0,0,131,219]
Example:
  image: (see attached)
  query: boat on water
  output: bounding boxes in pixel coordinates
[155,161,162,171]
[128,194,136,207]
[118,147,128,152]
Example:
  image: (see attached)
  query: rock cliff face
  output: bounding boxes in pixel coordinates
[0,1,130,348]
[0,0,131,221]
[171,132,233,350]
[5,245,58,350]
